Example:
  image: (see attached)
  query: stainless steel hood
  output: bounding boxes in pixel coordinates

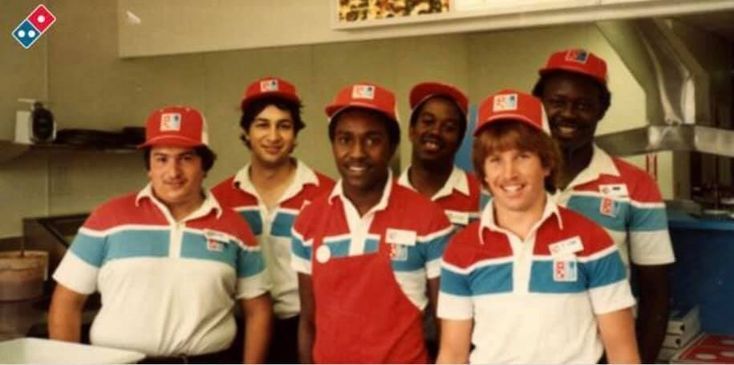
[595,17,733,157]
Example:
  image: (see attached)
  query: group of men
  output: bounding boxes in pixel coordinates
[47,48,674,364]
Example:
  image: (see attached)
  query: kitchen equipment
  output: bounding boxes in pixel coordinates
[0,251,48,302]
[0,337,145,364]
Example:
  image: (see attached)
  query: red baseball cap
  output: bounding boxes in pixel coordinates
[475,89,549,136]
[325,83,399,125]
[539,49,607,85]
[139,106,209,148]
[409,82,469,116]
[240,77,301,111]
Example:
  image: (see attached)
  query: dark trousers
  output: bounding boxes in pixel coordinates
[267,315,300,364]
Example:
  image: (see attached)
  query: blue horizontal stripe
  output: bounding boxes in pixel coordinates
[239,210,263,236]
[180,232,237,269]
[629,205,669,231]
[271,211,296,237]
[566,196,628,231]
[586,251,627,289]
[69,233,107,268]
[529,260,587,293]
[325,239,350,258]
[364,238,379,254]
[421,233,450,262]
[291,236,311,261]
[390,244,425,272]
[104,230,169,263]
[440,267,472,296]
[238,250,265,278]
[469,263,512,294]
[441,262,513,295]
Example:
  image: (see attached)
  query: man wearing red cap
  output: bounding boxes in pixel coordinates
[400,82,482,228]
[212,77,334,363]
[291,83,453,363]
[532,48,675,362]
[437,90,639,364]
[49,106,272,363]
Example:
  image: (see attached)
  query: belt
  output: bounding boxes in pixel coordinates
[141,349,231,364]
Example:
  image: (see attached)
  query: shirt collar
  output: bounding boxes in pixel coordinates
[397,165,470,200]
[233,159,319,203]
[566,144,620,189]
[135,183,223,221]
[478,193,562,244]
[329,169,393,215]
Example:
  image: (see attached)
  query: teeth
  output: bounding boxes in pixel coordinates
[502,185,522,192]
[348,166,366,173]
[558,126,576,135]
[424,141,440,151]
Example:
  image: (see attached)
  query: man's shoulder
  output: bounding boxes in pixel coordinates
[210,176,258,208]
[609,157,664,202]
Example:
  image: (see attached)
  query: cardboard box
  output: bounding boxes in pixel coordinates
[672,333,734,364]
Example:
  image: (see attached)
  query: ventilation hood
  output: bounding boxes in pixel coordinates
[594,17,734,157]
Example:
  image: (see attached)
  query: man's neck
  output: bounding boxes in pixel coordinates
[249,158,295,186]
[343,176,389,217]
[494,196,547,241]
[409,156,453,198]
[559,142,594,190]
[249,158,297,210]
[167,194,205,222]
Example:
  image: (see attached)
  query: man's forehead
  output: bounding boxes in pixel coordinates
[150,147,197,155]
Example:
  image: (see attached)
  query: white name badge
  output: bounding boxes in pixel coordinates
[599,184,629,197]
[386,228,417,246]
[549,236,584,257]
[553,258,578,282]
[446,211,470,226]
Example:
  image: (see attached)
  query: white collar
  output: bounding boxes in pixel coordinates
[135,183,222,221]
[329,169,393,216]
[233,159,319,203]
[565,144,620,190]
[478,193,562,244]
[398,165,470,200]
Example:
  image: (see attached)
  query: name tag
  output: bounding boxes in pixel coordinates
[553,258,578,282]
[204,230,228,252]
[599,184,628,197]
[446,211,470,226]
[386,228,417,246]
[549,236,584,257]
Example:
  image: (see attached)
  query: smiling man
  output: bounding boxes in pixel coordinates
[212,77,333,363]
[532,49,675,363]
[437,90,639,364]
[291,83,453,363]
[49,106,272,363]
[400,82,481,229]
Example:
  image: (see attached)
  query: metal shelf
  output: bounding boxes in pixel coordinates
[0,140,139,163]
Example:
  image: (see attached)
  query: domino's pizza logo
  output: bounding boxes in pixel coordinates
[493,93,518,112]
[260,79,279,92]
[160,113,182,131]
[352,85,375,100]
[12,5,56,49]
[565,49,589,64]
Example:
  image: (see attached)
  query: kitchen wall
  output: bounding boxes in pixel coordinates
[1,0,673,239]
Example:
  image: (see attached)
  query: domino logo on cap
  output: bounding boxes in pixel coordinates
[260,79,279,92]
[160,113,182,131]
[493,93,518,112]
[352,85,375,100]
[565,49,589,64]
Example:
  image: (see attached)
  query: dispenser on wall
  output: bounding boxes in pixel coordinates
[14,99,56,144]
